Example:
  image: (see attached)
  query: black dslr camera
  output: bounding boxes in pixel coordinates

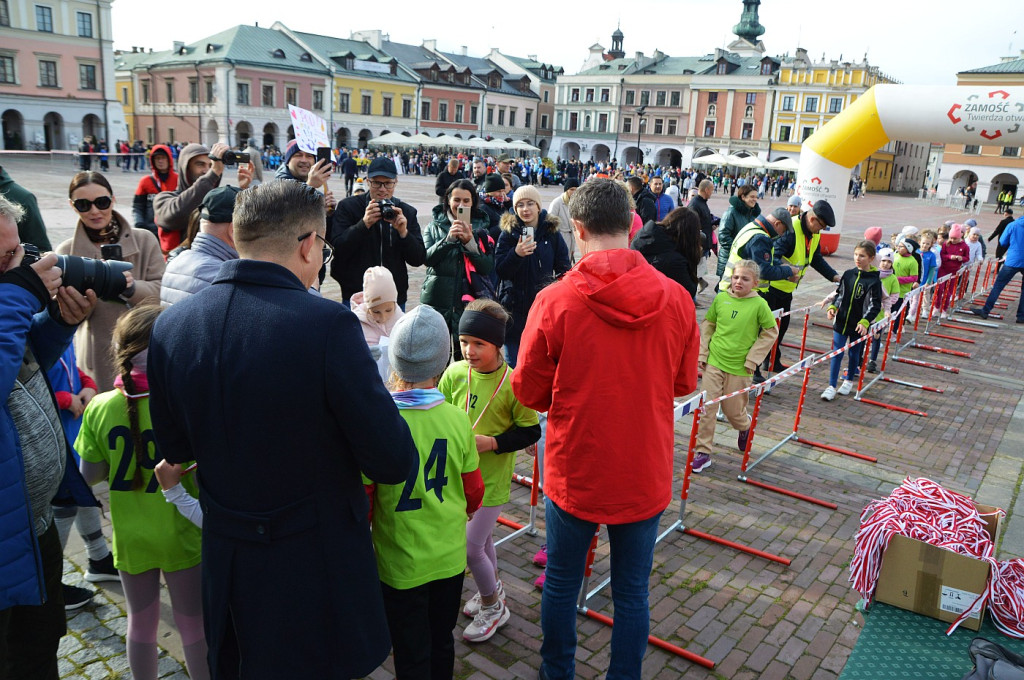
[21,243,133,301]
[214,150,250,166]
[377,199,397,222]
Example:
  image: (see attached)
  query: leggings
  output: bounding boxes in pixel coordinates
[53,504,108,560]
[121,565,209,680]
[466,505,504,598]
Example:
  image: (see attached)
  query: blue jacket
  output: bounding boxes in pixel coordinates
[1,269,76,609]
[1000,216,1024,268]
[45,343,101,510]
[148,259,418,678]
[160,232,239,305]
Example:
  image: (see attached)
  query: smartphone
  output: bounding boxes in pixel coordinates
[235,151,250,164]
[100,244,123,261]
[523,226,535,240]
[456,206,471,224]
[316,147,333,167]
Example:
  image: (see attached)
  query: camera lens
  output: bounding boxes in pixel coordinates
[55,254,132,301]
[221,150,237,166]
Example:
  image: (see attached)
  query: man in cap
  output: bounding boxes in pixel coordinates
[329,156,425,308]
[160,185,241,305]
[763,199,840,372]
[495,154,521,190]
[273,140,335,211]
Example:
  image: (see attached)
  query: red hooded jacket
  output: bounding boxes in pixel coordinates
[132,144,179,251]
[511,248,699,524]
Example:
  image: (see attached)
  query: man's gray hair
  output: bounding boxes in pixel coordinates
[698,179,714,192]
[232,181,324,250]
[568,179,631,237]
[0,195,26,225]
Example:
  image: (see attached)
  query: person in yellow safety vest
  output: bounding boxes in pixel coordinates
[719,207,800,294]
[764,199,841,372]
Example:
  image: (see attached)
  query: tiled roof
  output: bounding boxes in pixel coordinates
[292,31,417,83]
[960,57,1024,75]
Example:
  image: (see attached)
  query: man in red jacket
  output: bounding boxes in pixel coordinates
[512,178,699,680]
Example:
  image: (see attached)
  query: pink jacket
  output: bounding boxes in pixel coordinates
[351,292,404,345]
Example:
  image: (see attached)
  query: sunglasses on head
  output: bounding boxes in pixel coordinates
[72,196,113,212]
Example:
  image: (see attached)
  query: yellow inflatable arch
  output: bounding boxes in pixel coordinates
[795,85,1024,252]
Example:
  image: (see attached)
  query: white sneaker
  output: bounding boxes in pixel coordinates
[837,380,855,396]
[463,599,510,642]
[462,580,504,618]
[821,385,837,401]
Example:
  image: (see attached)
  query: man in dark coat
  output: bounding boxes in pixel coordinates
[0,165,52,249]
[434,157,465,204]
[329,157,426,308]
[627,176,657,224]
[148,180,418,680]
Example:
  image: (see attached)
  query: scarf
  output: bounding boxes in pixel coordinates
[391,388,445,410]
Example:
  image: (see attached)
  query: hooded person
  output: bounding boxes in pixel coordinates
[153,142,227,254]
[132,144,178,240]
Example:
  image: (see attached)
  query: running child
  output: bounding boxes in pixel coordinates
[438,299,541,643]
[76,305,207,680]
[866,248,901,373]
[365,305,484,679]
[822,241,882,401]
[693,259,778,473]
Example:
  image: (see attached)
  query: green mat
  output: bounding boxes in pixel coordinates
[839,602,1024,679]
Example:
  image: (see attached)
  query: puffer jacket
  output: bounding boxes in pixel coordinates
[153,143,222,253]
[420,205,496,338]
[494,210,571,343]
[715,195,761,277]
[160,232,239,306]
[132,144,178,239]
[630,220,697,298]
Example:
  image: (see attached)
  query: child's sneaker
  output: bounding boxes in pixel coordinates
[866,360,878,374]
[737,429,749,451]
[533,572,546,590]
[84,553,120,583]
[691,452,712,473]
[532,546,548,568]
[463,599,510,642]
[821,385,837,401]
[837,380,855,396]
[462,580,505,618]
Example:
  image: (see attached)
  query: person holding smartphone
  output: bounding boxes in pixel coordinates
[494,185,570,368]
[421,179,496,359]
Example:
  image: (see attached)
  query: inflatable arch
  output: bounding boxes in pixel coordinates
[795,85,1024,252]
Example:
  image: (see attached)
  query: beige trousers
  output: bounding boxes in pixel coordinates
[696,364,751,453]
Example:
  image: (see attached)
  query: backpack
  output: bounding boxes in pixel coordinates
[961,638,1024,680]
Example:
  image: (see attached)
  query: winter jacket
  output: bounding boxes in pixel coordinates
[434,169,465,201]
[56,212,165,391]
[653,192,675,221]
[689,193,714,256]
[0,166,51,250]
[420,205,496,338]
[328,193,426,307]
[547,192,576,260]
[153,143,222,253]
[828,267,882,336]
[715,195,761,277]
[630,220,697,298]
[1001,216,1024,268]
[494,210,571,343]
[159,232,238,306]
[45,344,101,511]
[632,186,657,225]
[511,248,699,524]
[478,194,511,242]
[351,291,405,346]
[132,144,178,239]
[938,240,970,278]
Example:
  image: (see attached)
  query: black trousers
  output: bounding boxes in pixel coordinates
[762,287,793,368]
[0,522,66,680]
[380,573,465,680]
[345,175,355,196]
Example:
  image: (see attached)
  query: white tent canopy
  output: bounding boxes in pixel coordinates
[725,154,764,168]
[766,157,800,172]
[692,152,729,165]
[509,140,540,152]
[368,131,415,146]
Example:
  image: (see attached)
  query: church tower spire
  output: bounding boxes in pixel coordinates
[733,0,766,44]
[608,23,625,59]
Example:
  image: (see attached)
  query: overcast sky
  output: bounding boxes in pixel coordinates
[111,0,1022,86]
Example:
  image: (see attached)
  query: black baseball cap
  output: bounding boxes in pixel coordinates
[367,157,398,179]
[200,185,241,223]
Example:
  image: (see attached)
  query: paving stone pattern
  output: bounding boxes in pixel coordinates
[3,156,1020,679]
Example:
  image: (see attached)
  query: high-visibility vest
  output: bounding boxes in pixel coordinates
[720,220,772,292]
[770,217,821,294]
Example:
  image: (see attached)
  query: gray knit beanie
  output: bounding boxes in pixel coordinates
[388,305,451,383]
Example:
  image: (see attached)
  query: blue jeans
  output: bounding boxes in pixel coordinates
[540,498,660,680]
[829,330,864,387]
[980,265,1024,321]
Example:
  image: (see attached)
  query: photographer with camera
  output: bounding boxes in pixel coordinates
[273,140,336,216]
[57,172,164,391]
[153,142,253,255]
[329,157,425,309]
[1,193,99,678]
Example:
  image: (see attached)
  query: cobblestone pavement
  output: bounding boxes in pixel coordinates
[3,154,1022,679]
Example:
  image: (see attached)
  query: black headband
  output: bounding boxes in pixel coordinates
[458,310,506,348]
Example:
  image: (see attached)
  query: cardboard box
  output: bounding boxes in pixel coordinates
[873,503,1002,631]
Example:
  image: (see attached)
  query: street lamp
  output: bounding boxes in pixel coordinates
[635,105,647,168]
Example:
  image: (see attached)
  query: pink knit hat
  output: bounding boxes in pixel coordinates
[949,224,964,239]
[363,267,398,307]
[863,227,882,245]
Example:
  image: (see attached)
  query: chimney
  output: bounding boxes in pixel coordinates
[461,46,468,56]
[635,51,644,61]
[422,39,437,52]
[528,55,537,61]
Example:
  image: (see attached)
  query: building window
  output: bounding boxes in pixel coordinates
[667,119,677,136]
[829,97,843,113]
[622,117,632,133]
[761,62,773,75]
[524,110,532,128]
[708,92,718,104]
[421,100,430,121]
[509,109,517,127]
[402,99,412,118]
[438,102,448,122]
[382,96,392,117]
[286,87,297,107]
[188,78,198,104]
[205,79,214,102]
[454,103,463,123]
[543,90,549,103]
[119,86,128,104]
[585,88,594,102]
[745,105,754,118]
[707,104,716,117]
[166,80,175,102]
[470,105,478,124]
[261,85,274,107]
[625,90,635,105]
[600,88,610,102]
[486,107,493,125]
[76,11,93,37]
[569,112,578,131]
[640,90,650,106]
[556,112,562,129]
[0,55,15,84]
[540,113,548,129]
[570,88,580,102]
[745,92,757,105]
[742,122,754,139]
[0,0,9,26]
[237,83,249,105]
[38,59,57,87]
[804,96,818,113]
[168,127,175,143]
[584,114,590,130]
[361,95,371,115]
[339,93,349,113]
[778,125,791,142]
[670,91,680,107]
[717,62,727,75]
[1002,147,1019,157]
[802,126,815,141]
[653,118,663,134]
[141,80,150,103]
[656,91,666,106]
[313,89,324,110]
[703,120,715,137]
[146,126,153,145]
[963,144,979,154]
[598,113,607,132]
[498,108,505,125]
[35,5,52,32]
[782,95,795,111]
